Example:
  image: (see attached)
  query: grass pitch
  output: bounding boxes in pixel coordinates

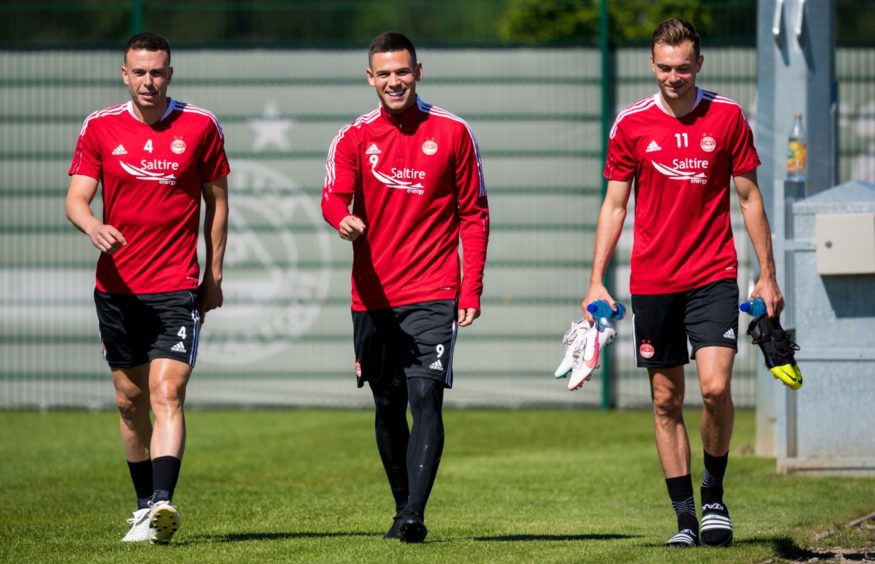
[1,408,873,562]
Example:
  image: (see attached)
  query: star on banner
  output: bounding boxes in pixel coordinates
[249,101,294,152]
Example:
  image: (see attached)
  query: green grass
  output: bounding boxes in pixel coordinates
[1,408,873,562]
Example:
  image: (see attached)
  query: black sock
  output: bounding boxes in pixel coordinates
[701,451,728,507]
[152,456,182,502]
[701,451,732,545]
[666,474,698,533]
[403,377,445,517]
[371,382,410,514]
[127,459,153,509]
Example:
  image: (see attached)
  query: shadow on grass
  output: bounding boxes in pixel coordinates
[184,531,374,544]
[732,535,855,561]
[475,533,639,542]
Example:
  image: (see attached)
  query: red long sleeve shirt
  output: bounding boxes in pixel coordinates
[323,97,489,311]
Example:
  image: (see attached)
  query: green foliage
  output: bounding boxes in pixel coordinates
[499,0,712,44]
[610,0,712,42]
[1,0,872,47]
[2,0,132,46]
[0,0,509,47]
[837,0,875,46]
[1,409,874,562]
[499,0,601,45]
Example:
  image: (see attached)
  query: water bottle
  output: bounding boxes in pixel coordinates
[786,113,807,182]
[739,297,767,318]
[586,300,626,321]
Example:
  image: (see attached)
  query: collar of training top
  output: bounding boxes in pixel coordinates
[380,96,427,129]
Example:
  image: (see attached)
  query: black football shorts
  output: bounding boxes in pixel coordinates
[631,278,739,368]
[352,299,457,389]
[94,289,201,369]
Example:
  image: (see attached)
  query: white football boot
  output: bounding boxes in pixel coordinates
[148,500,182,545]
[555,317,616,391]
[121,507,152,542]
[554,318,591,379]
[569,319,615,390]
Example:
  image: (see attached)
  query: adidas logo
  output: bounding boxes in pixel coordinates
[365,143,381,155]
[723,328,736,339]
[702,502,725,511]
[112,144,128,155]
[645,140,662,153]
[429,358,443,371]
[171,341,186,353]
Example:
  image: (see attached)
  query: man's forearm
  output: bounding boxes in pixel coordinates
[203,201,228,281]
[589,205,626,286]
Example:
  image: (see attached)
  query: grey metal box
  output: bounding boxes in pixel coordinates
[815,213,875,275]
[783,181,875,475]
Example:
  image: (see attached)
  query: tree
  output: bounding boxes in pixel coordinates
[500,0,716,45]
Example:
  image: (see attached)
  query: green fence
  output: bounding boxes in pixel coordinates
[0,0,768,48]
[10,44,855,409]
[6,0,875,49]
[4,0,875,412]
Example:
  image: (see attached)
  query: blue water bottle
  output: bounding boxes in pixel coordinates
[586,300,626,321]
[739,297,767,318]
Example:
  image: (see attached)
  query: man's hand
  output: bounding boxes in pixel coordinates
[198,275,224,324]
[338,215,366,241]
[751,277,784,318]
[581,283,615,324]
[457,307,480,327]
[85,223,126,255]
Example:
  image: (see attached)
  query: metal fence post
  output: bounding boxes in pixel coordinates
[599,0,616,409]
[131,0,144,34]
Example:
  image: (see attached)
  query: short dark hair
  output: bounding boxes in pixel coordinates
[651,18,700,58]
[124,32,171,65]
[368,32,416,66]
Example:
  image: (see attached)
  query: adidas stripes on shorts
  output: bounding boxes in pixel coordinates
[352,299,457,389]
[94,289,201,369]
[631,279,739,368]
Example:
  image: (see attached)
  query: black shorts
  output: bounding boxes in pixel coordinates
[352,300,457,390]
[631,278,739,368]
[94,289,201,369]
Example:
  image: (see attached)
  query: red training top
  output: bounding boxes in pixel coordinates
[322,97,489,312]
[605,89,760,294]
[69,99,230,294]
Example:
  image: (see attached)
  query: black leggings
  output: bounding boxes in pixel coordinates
[371,376,445,516]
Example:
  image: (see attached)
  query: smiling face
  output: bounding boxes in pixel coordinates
[122,48,173,123]
[366,49,422,116]
[651,40,702,106]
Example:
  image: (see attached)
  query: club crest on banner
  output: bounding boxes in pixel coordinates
[198,157,331,364]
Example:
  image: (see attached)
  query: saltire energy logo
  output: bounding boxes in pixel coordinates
[366,144,426,195]
[651,158,709,184]
[120,160,179,185]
